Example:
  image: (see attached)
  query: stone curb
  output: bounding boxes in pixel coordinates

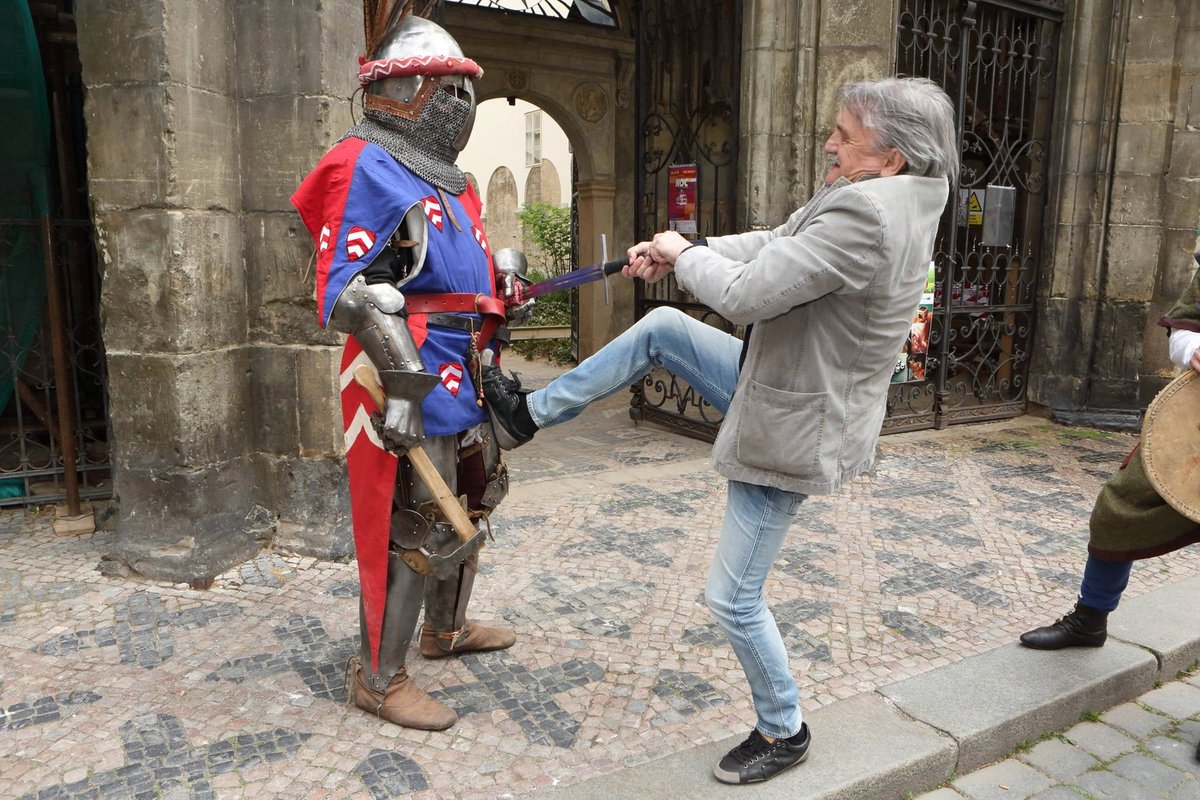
[541,577,1200,799]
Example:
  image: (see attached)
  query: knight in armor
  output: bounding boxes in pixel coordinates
[291,4,522,730]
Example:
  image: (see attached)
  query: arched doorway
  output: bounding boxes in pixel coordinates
[460,96,577,360]
[443,2,637,357]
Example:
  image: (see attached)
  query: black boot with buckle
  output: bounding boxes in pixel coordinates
[1019,599,1109,650]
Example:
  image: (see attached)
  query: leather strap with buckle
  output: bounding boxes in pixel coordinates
[406,293,506,350]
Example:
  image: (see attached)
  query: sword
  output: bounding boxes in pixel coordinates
[522,257,630,299]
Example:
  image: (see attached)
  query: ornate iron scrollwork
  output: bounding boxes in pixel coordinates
[630,0,741,442]
[888,0,1062,432]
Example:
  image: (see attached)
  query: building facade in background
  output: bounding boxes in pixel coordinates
[458,98,573,258]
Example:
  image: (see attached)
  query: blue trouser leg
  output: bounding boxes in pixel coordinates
[1078,555,1133,613]
[705,480,807,740]
[526,306,741,427]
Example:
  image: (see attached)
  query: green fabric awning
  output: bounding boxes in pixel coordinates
[0,0,52,419]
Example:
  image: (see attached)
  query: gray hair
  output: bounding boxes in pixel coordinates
[838,77,959,187]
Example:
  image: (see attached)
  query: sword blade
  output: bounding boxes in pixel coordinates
[525,258,628,298]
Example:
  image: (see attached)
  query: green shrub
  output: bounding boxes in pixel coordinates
[508,202,576,365]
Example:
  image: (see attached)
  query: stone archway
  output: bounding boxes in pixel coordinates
[444,6,636,357]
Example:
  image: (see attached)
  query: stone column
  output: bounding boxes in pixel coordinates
[809,0,896,186]
[740,0,897,226]
[77,0,360,581]
[1029,1,1120,420]
[1089,0,1177,409]
[1142,0,1200,400]
[738,0,804,228]
[575,179,627,358]
[236,0,359,559]
[78,0,255,582]
[1032,0,1198,424]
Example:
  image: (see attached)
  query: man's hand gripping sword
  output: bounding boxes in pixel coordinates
[354,365,485,580]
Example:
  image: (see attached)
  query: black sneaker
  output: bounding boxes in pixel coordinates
[713,725,811,785]
[479,350,538,450]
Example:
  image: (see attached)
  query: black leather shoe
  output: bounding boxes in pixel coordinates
[479,351,537,450]
[1019,600,1108,650]
[714,724,810,785]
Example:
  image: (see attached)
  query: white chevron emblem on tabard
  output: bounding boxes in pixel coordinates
[422,196,444,232]
[339,351,376,394]
[472,224,489,255]
[346,226,375,261]
[344,405,383,451]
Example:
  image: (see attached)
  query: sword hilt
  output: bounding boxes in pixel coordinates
[601,258,628,276]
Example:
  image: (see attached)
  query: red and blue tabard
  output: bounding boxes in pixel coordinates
[336,339,397,670]
[291,137,498,436]
[291,139,498,670]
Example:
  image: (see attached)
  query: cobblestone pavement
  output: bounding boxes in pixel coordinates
[917,674,1200,800]
[3,353,1200,799]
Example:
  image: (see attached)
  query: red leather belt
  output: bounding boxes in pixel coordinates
[405,293,507,353]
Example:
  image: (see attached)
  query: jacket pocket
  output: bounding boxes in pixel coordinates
[736,380,828,478]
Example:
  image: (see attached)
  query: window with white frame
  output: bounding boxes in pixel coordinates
[525,110,542,167]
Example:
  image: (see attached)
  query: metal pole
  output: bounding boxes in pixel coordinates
[39,214,80,514]
[933,0,977,430]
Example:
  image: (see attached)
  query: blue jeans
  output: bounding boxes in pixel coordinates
[527,306,741,425]
[527,306,808,738]
[1079,555,1133,612]
[706,480,806,738]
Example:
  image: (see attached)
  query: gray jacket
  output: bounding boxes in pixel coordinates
[674,174,949,495]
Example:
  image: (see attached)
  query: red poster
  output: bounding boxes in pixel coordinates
[668,164,697,235]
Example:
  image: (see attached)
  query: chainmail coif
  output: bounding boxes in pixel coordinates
[340,86,471,194]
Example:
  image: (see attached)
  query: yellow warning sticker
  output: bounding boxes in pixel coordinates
[967,190,984,226]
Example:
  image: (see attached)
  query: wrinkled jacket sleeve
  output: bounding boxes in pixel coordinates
[673,189,886,326]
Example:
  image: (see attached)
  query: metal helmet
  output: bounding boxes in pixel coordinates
[359,15,482,154]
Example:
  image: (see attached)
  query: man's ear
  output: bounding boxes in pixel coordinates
[880,148,907,177]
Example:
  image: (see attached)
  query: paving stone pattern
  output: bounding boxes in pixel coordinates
[3,355,1200,798]
[919,678,1200,799]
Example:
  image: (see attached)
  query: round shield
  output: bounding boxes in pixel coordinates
[1142,369,1200,524]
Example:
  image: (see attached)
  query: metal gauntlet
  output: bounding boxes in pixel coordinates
[494,248,536,324]
[330,274,438,451]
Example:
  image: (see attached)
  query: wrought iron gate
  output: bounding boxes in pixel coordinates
[629,0,741,440]
[628,0,1061,440]
[888,0,1062,431]
[1,3,110,511]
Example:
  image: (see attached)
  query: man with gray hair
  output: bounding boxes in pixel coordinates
[485,76,957,784]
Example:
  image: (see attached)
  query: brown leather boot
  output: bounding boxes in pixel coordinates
[420,620,517,659]
[347,657,457,730]
[1019,600,1108,650]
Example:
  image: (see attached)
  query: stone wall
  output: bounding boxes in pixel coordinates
[77,0,359,582]
[740,0,896,228]
[1032,0,1200,425]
